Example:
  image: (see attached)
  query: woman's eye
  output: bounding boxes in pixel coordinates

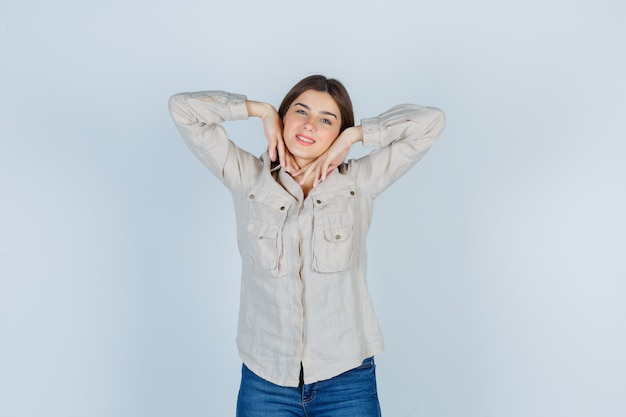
[321,118,332,125]
[296,109,307,115]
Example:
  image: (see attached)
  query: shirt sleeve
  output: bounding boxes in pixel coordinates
[168,90,259,189]
[348,103,446,198]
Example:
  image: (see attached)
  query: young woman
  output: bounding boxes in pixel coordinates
[169,75,445,417]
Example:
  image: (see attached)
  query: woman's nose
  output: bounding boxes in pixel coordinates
[303,119,314,132]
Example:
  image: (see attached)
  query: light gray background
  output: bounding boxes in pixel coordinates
[1,1,624,416]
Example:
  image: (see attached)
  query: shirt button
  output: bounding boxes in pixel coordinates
[335,234,341,240]
[249,194,255,200]
[350,191,355,196]
[316,200,322,205]
[280,206,285,211]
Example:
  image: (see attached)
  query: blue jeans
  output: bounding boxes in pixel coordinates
[236,357,382,417]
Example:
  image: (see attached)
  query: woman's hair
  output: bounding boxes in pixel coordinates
[278,75,355,134]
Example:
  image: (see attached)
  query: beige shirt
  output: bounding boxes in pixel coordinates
[169,90,445,387]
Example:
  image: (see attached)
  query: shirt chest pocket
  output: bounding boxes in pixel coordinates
[312,188,356,273]
[246,187,293,277]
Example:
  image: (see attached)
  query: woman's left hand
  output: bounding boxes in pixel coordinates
[294,126,363,188]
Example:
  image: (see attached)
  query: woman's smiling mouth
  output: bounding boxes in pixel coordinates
[296,135,315,145]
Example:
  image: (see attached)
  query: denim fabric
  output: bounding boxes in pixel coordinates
[236,357,382,417]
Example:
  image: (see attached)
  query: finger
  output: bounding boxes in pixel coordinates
[322,164,335,182]
[320,161,329,182]
[285,153,299,174]
[278,143,299,173]
[312,163,325,188]
[284,154,296,174]
[267,136,277,161]
[298,164,317,185]
[313,171,323,188]
[312,165,325,188]
[276,135,285,167]
[291,163,308,178]
[320,154,333,181]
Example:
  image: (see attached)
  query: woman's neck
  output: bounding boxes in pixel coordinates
[291,156,316,196]
[290,171,314,197]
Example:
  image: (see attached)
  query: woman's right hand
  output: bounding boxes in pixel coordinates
[246,100,299,173]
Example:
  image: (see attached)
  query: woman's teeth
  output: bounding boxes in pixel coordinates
[297,135,314,143]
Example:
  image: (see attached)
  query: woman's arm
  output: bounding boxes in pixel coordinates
[295,103,445,194]
[169,90,261,188]
[168,90,298,186]
[354,103,445,197]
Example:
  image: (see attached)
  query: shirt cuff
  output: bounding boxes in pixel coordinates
[360,115,381,148]
[225,92,249,121]
[189,90,249,121]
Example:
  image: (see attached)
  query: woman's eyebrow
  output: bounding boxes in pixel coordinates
[294,102,338,120]
[320,110,338,119]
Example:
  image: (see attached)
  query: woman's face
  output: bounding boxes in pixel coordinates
[282,89,342,167]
